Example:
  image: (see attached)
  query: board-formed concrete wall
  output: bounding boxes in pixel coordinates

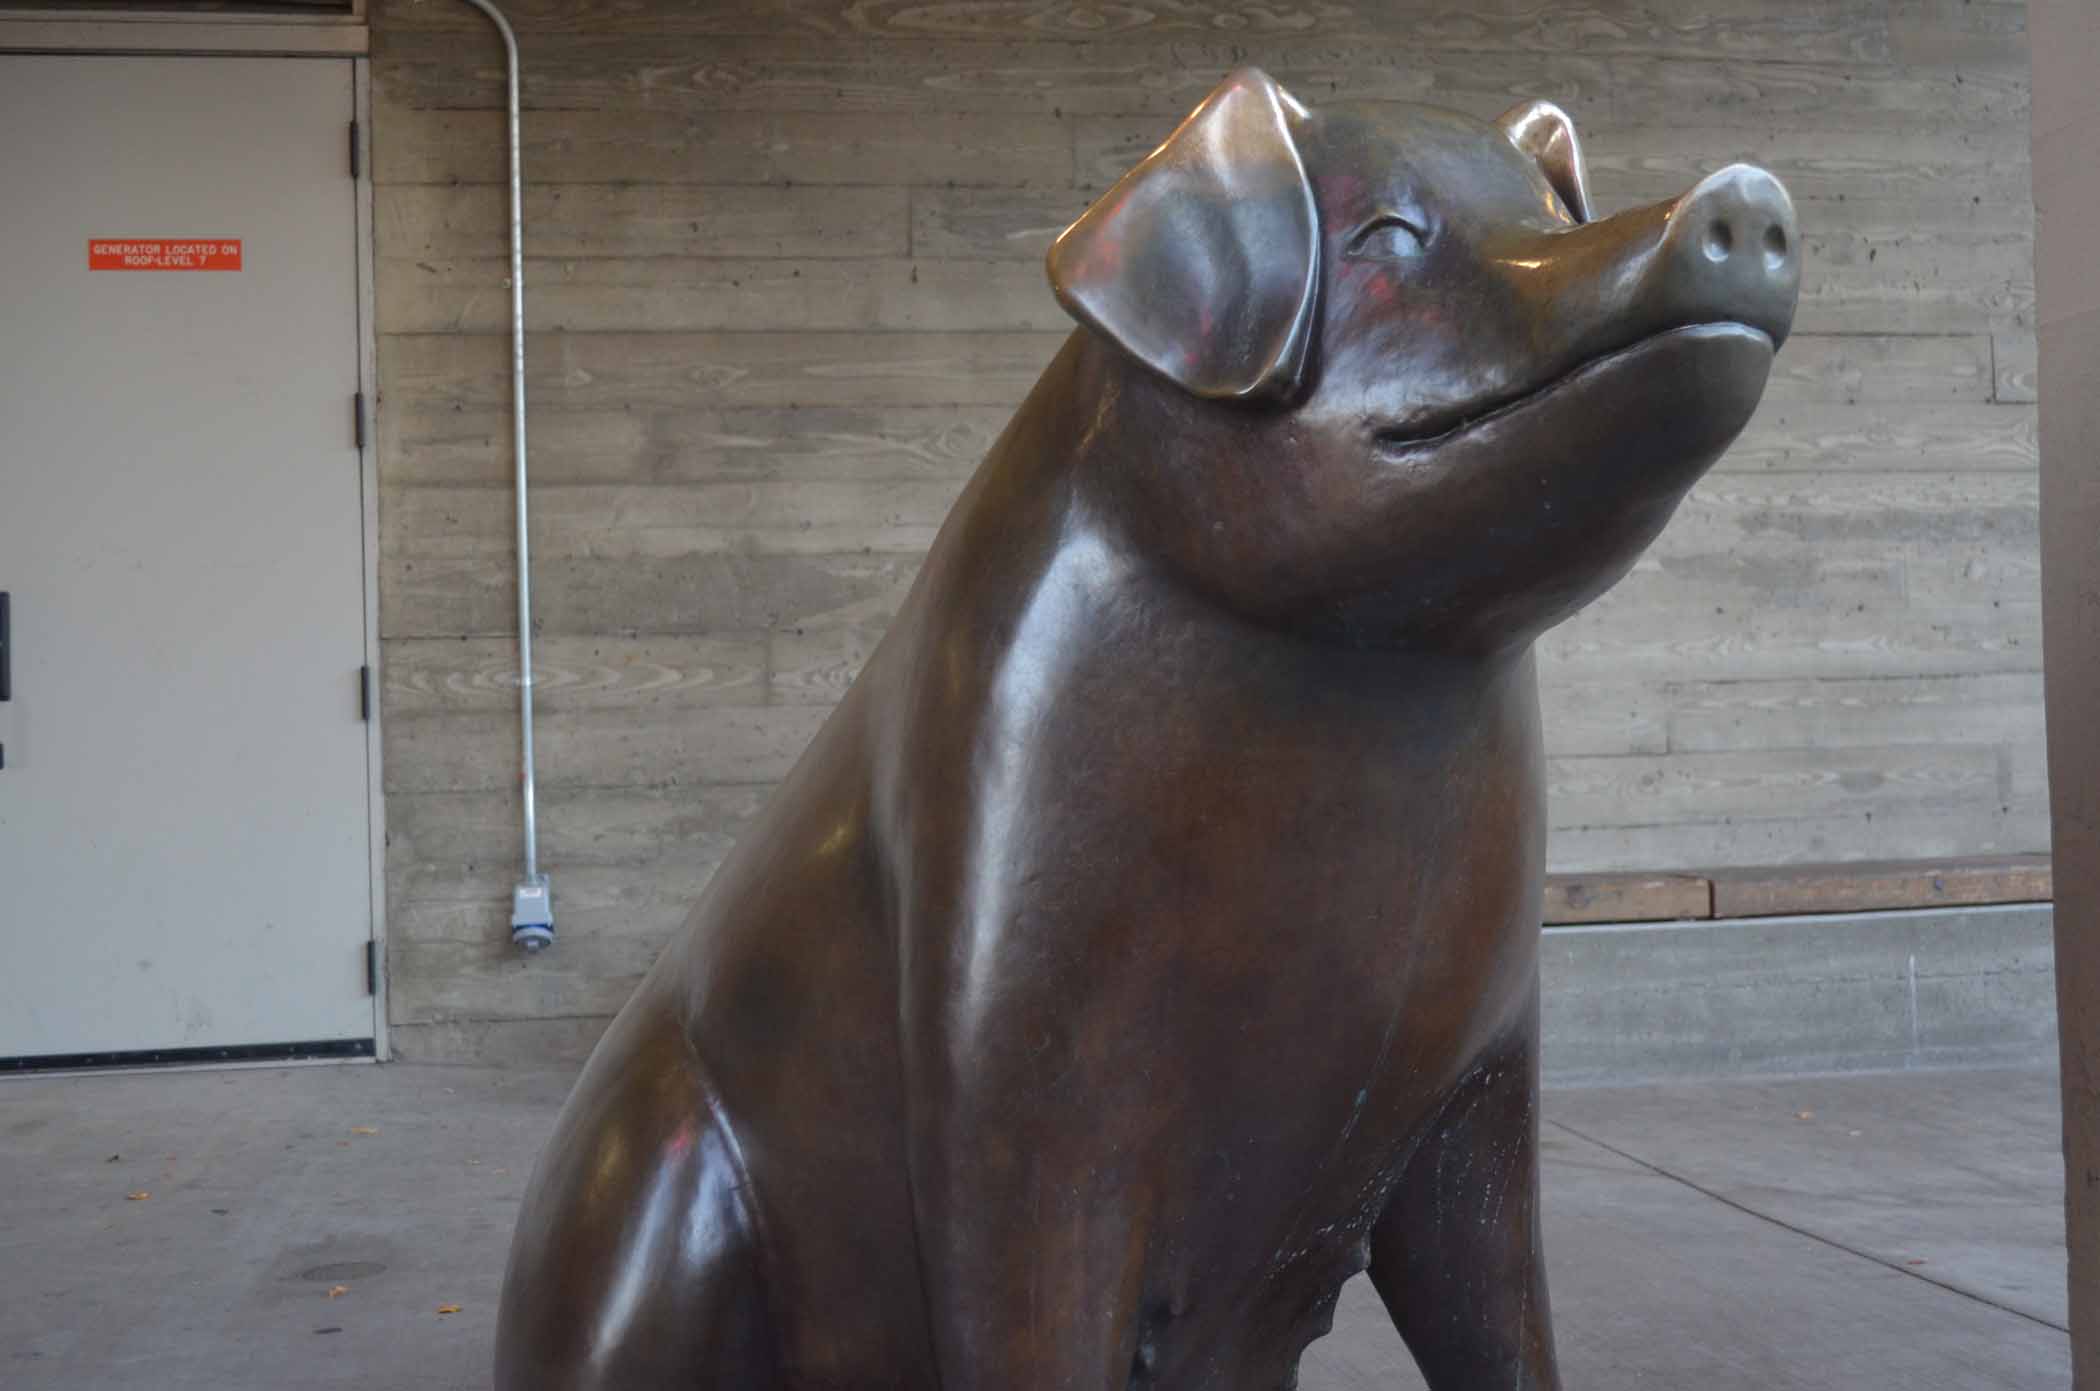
[368,0,2038,1056]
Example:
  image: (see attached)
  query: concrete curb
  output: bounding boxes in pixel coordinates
[1542,903,2058,1086]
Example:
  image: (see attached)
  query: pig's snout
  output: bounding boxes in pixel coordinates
[1656,163,1799,347]
[1498,162,1800,390]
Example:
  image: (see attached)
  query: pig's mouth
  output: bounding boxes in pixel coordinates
[1371,322,1775,455]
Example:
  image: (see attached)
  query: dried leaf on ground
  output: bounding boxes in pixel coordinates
[328,1285,349,1299]
[437,1304,462,1315]
[125,1191,150,1201]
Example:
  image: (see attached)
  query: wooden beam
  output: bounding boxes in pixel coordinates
[1542,873,1713,925]
[1707,855,2052,918]
[0,17,368,55]
[2032,0,2100,1374]
[1545,855,2054,925]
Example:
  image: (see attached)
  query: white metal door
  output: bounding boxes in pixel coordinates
[0,55,375,1064]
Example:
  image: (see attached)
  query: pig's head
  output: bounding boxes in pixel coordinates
[1048,67,1799,651]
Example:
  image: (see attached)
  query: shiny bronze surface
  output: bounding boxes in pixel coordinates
[495,68,1798,1391]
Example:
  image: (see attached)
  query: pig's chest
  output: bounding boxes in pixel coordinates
[980,676,1544,1165]
[1107,782,1541,1390]
[1019,673,1545,1055]
[922,649,1545,1385]
[1033,668,1541,1299]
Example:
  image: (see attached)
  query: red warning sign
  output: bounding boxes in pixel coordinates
[88,239,243,271]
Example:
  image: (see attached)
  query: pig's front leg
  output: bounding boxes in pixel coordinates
[1368,994,1563,1391]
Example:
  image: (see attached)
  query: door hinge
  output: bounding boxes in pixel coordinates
[364,940,379,995]
[352,391,366,450]
[349,118,362,180]
[358,664,373,721]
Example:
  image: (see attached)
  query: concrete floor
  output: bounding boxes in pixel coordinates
[0,1062,2070,1389]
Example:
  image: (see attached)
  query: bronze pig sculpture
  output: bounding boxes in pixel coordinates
[496,69,1799,1391]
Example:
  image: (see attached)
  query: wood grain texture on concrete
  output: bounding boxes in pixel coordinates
[369,0,2042,1042]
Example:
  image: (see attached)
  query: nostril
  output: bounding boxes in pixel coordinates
[1762,223,1789,269]
[1701,219,1733,263]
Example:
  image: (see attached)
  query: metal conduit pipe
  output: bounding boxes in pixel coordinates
[456,0,553,952]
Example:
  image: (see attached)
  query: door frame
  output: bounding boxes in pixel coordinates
[353,49,388,1063]
[0,9,367,58]
[0,38,390,1064]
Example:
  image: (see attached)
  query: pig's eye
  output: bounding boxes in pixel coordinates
[1346,214,1430,260]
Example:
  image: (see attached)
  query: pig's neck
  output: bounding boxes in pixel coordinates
[877,334,1537,784]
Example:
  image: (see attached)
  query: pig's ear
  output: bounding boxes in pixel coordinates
[1046,67,1318,403]
[1496,99,1592,224]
